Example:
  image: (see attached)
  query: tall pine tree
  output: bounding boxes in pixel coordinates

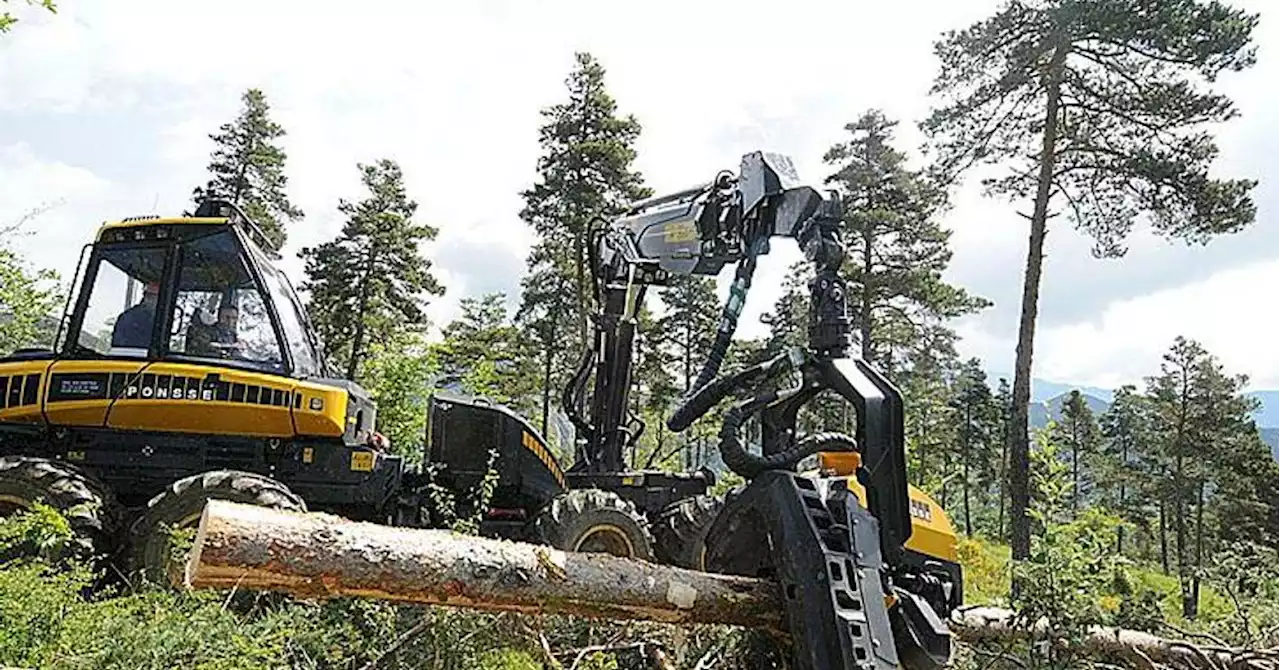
[194,88,303,252]
[1053,390,1101,515]
[923,0,1260,563]
[822,109,988,375]
[1145,336,1262,618]
[516,52,651,438]
[299,159,444,380]
[948,358,1002,536]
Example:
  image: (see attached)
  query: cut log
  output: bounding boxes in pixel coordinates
[185,499,784,631]
[185,501,1278,670]
[952,606,1278,670]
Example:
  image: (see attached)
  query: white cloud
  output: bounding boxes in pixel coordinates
[958,260,1280,390]
[0,143,112,257]
[1,0,1275,388]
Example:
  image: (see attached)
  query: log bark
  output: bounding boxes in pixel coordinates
[185,501,1278,670]
[951,606,1277,670]
[185,499,783,631]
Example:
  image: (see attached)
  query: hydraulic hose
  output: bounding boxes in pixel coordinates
[668,235,769,428]
[717,394,859,478]
[666,352,789,432]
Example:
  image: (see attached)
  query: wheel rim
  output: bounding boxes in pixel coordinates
[574,524,635,557]
[0,494,30,517]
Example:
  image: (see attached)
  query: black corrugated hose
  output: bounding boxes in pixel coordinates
[717,393,859,478]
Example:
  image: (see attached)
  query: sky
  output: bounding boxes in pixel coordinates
[1,0,1276,391]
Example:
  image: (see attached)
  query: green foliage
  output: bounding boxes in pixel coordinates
[947,359,1005,536]
[358,330,437,460]
[923,0,1259,253]
[1052,390,1101,514]
[0,0,54,34]
[516,51,651,438]
[822,109,988,373]
[435,292,538,413]
[192,88,303,253]
[0,247,61,355]
[300,159,445,380]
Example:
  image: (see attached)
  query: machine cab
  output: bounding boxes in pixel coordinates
[58,198,326,380]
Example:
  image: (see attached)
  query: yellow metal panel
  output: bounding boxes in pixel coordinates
[843,477,959,563]
[42,360,145,427]
[0,359,52,424]
[292,380,349,438]
[96,217,227,239]
[41,360,297,438]
[350,451,375,472]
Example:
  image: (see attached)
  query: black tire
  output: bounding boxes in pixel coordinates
[533,489,654,561]
[0,455,117,566]
[652,494,724,569]
[127,470,305,585]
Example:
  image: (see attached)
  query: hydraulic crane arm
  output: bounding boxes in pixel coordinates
[563,151,952,670]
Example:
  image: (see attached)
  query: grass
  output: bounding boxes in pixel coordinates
[957,535,1244,630]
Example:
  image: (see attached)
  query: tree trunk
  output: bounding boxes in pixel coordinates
[1117,437,1128,554]
[540,318,554,437]
[345,249,379,381]
[860,227,873,362]
[187,500,784,631]
[997,429,1009,540]
[963,404,972,536]
[1071,421,1080,516]
[1175,451,1190,617]
[185,501,1278,670]
[1159,498,1170,575]
[1009,42,1069,566]
[1188,479,1205,619]
[950,607,1273,670]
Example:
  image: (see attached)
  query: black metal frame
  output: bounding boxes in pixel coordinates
[57,219,316,380]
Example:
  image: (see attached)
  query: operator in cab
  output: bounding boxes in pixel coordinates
[185,295,244,359]
[111,281,160,350]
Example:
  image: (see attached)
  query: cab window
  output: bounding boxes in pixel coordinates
[168,231,284,373]
[259,258,320,377]
[76,246,168,357]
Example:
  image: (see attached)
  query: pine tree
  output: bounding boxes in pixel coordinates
[657,276,719,394]
[822,110,988,374]
[516,52,651,438]
[654,275,718,469]
[923,0,1260,563]
[948,358,1001,536]
[435,293,537,410]
[193,89,302,252]
[299,159,444,381]
[1097,385,1154,554]
[759,262,811,355]
[1053,390,1101,515]
[993,377,1014,540]
[632,304,680,469]
[1145,336,1260,618]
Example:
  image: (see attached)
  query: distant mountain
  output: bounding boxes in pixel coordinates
[1031,379,1115,404]
[1245,391,1278,429]
[1028,391,1111,430]
[1260,428,1279,460]
[1021,385,1279,462]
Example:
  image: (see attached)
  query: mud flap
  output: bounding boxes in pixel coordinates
[701,471,899,670]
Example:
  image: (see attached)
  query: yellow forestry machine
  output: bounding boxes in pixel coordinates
[0,151,960,670]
